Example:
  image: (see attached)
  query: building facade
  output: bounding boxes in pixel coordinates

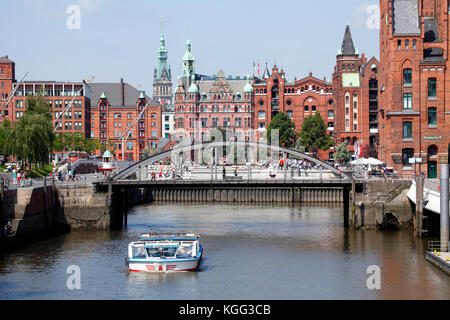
[253,66,335,159]
[332,25,380,159]
[0,56,15,121]
[89,79,161,161]
[162,106,175,138]
[174,40,255,142]
[379,0,450,177]
[11,81,91,138]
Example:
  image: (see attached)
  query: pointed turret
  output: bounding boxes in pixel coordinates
[340,24,356,56]
[244,74,253,93]
[262,62,271,79]
[188,74,198,93]
[183,39,195,78]
[155,31,171,81]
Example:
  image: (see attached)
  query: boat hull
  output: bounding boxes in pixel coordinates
[128,259,200,273]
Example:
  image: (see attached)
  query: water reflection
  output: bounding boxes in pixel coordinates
[0,202,448,300]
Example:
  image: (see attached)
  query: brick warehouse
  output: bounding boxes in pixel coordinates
[0,56,15,120]
[174,40,255,143]
[12,81,91,138]
[379,0,450,177]
[253,26,380,161]
[0,56,162,161]
[89,79,161,161]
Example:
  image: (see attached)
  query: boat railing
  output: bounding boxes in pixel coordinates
[428,241,450,251]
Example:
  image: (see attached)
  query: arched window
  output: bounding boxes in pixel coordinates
[271,86,279,99]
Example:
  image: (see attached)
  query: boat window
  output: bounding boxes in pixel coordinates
[146,246,177,258]
[176,245,193,258]
[132,246,147,258]
[146,247,161,257]
[161,246,177,258]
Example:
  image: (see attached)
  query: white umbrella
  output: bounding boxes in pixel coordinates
[367,157,384,165]
[351,158,369,165]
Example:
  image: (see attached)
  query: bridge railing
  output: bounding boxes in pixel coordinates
[428,241,450,251]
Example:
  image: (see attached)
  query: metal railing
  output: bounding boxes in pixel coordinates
[428,241,450,251]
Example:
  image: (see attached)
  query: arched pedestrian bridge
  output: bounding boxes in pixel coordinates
[111,141,350,181]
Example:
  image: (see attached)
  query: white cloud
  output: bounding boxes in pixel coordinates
[76,0,108,15]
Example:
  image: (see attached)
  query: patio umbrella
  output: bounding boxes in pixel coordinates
[367,157,384,165]
[351,158,369,165]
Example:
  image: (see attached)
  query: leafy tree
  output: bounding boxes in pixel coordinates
[266,112,296,148]
[0,119,14,156]
[10,112,54,172]
[290,137,306,159]
[334,142,351,164]
[298,112,334,157]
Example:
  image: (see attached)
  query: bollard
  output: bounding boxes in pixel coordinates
[440,164,449,252]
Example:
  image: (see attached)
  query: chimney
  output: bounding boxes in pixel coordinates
[120,78,125,106]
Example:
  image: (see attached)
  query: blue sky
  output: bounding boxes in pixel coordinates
[2,0,380,94]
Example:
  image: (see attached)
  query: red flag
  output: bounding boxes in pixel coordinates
[258,63,260,75]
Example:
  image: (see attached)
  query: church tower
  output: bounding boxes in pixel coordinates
[153,31,173,108]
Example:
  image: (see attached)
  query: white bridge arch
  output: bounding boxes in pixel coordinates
[111,141,347,181]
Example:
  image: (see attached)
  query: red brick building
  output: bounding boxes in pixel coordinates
[378,0,450,177]
[332,25,380,159]
[253,65,335,159]
[12,81,91,137]
[0,56,16,121]
[89,79,162,161]
[174,40,254,142]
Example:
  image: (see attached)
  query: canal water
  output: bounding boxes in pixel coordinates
[0,203,448,300]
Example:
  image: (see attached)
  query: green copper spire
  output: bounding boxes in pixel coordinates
[182,39,195,78]
[155,31,171,81]
[244,74,253,93]
[188,74,198,93]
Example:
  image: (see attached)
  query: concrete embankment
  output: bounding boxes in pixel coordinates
[0,184,113,250]
[353,180,413,230]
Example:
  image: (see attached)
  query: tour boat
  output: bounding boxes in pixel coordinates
[126,233,203,272]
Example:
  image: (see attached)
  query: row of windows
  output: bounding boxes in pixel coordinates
[255,87,333,95]
[178,105,252,113]
[398,39,417,51]
[403,70,437,98]
[53,122,83,130]
[342,64,357,72]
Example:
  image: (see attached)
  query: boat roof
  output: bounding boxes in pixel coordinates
[138,232,200,242]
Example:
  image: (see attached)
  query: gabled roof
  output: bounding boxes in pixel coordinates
[262,63,271,79]
[88,82,160,108]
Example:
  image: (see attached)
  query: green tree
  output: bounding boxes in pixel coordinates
[290,137,306,159]
[10,112,54,172]
[298,112,333,157]
[0,119,14,156]
[334,142,351,164]
[266,112,296,148]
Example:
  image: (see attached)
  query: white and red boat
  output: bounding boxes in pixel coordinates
[126,233,203,272]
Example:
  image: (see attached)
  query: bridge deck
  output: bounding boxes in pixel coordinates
[96,179,355,189]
